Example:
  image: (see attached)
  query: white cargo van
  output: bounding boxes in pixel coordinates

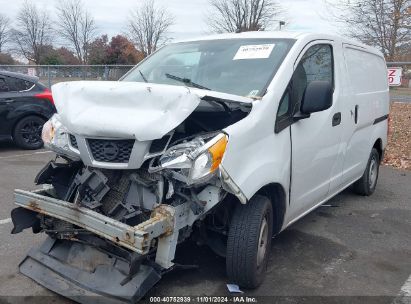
[11,32,389,302]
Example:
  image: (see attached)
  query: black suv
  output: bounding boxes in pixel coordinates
[0,71,56,149]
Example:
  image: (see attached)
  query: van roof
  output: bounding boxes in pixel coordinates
[175,31,384,58]
[176,31,304,42]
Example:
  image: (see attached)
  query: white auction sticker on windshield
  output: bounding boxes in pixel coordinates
[233,44,275,60]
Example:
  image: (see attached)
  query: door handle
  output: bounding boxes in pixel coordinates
[354,105,359,124]
[332,112,341,126]
[3,99,14,104]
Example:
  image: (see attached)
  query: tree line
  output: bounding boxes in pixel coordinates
[0,0,409,66]
[0,0,286,65]
[326,0,410,61]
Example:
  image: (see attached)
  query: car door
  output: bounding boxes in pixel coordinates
[283,42,343,219]
[0,76,16,137]
[0,75,38,138]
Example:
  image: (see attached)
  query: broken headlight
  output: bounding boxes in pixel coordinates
[158,133,228,184]
[42,114,80,160]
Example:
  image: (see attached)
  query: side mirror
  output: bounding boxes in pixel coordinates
[301,81,333,114]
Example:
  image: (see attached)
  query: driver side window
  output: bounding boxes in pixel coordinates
[294,44,333,107]
[275,44,333,133]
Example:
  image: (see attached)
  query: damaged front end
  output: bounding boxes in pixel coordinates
[11,82,251,303]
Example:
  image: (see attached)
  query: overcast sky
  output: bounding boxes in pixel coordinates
[0,0,341,42]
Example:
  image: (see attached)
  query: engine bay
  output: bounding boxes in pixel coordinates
[22,96,251,252]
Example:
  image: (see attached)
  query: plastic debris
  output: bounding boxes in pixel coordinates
[226,284,244,293]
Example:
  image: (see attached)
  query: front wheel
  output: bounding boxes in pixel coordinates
[13,116,45,150]
[353,148,380,196]
[226,195,273,289]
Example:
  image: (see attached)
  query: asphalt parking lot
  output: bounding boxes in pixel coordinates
[0,142,410,304]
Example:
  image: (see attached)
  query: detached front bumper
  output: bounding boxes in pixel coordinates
[13,187,174,255]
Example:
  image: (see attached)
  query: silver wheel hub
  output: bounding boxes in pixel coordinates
[257,217,268,267]
[369,156,378,189]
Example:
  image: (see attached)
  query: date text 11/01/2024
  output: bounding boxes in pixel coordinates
[149,296,258,303]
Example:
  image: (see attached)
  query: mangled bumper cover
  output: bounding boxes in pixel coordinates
[12,185,221,302]
[12,188,179,303]
[20,237,161,304]
[13,188,174,254]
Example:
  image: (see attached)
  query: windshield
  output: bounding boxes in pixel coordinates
[121,38,295,97]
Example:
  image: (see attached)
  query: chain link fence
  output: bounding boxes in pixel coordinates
[0,65,135,88]
[0,63,410,102]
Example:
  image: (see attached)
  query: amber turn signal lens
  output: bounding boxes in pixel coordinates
[208,135,228,171]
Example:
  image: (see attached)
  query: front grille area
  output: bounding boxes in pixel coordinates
[69,134,78,149]
[88,139,134,163]
[149,134,171,154]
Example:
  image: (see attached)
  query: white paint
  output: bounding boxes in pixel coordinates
[392,274,411,303]
[52,81,201,141]
[399,275,411,296]
[0,151,52,160]
[0,218,12,225]
[52,81,252,141]
[219,32,388,231]
[233,44,275,60]
[339,44,389,188]
[36,32,388,248]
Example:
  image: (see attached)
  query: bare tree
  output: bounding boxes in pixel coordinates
[12,1,53,64]
[0,14,11,53]
[128,1,174,57]
[207,0,283,33]
[326,0,411,61]
[56,0,97,64]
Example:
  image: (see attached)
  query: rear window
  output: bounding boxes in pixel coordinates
[6,77,35,92]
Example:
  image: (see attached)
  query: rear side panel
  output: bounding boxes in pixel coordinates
[340,45,389,186]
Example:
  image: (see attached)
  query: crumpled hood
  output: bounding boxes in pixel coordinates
[52,81,203,141]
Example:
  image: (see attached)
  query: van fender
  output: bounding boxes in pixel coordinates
[219,93,291,231]
[220,127,291,204]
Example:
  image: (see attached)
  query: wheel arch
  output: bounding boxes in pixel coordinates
[373,138,383,161]
[254,183,287,235]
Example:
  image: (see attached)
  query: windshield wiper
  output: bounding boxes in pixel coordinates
[165,73,210,90]
[139,70,148,83]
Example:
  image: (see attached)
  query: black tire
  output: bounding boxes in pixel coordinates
[13,116,45,150]
[353,148,380,196]
[226,195,273,289]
